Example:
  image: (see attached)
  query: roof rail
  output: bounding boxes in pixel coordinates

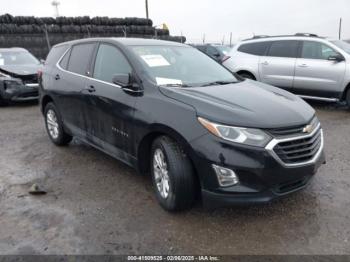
[252,35,270,39]
[242,35,270,41]
[294,33,319,37]
[242,33,322,41]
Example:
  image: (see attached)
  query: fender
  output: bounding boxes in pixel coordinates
[136,123,198,175]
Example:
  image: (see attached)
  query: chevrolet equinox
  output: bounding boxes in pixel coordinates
[39,38,325,211]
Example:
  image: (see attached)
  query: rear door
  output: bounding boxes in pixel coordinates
[55,42,96,137]
[293,41,346,97]
[259,40,299,89]
[84,43,137,156]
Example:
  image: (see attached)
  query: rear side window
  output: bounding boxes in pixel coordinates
[267,40,299,58]
[45,45,68,66]
[238,42,271,56]
[59,49,70,70]
[67,43,95,75]
[93,44,132,84]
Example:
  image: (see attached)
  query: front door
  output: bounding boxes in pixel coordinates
[85,43,137,157]
[293,41,346,98]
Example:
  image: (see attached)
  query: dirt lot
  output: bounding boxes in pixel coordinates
[0,101,349,255]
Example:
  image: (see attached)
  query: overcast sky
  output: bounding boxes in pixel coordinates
[2,0,349,43]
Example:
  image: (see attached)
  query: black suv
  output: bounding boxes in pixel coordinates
[40,38,325,211]
[0,48,41,105]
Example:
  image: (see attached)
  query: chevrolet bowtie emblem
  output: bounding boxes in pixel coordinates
[303,124,313,134]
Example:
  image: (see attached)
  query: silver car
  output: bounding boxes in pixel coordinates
[223,34,350,106]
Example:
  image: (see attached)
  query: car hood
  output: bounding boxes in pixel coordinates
[0,64,41,77]
[159,80,315,129]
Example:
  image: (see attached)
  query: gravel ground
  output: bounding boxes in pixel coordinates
[0,101,349,255]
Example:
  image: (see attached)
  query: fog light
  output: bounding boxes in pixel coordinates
[212,164,239,187]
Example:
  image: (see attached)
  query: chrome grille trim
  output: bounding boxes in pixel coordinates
[265,123,324,168]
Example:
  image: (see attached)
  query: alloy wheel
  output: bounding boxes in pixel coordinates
[46,109,59,139]
[153,148,170,199]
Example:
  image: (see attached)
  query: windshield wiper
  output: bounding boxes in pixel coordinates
[200,81,237,87]
[159,83,192,88]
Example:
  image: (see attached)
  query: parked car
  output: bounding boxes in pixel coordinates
[39,38,325,211]
[223,33,350,106]
[192,44,232,63]
[0,48,41,105]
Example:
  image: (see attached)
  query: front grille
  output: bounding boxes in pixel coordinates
[272,128,322,164]
[20,74,38,85]
[268,125,305,136]
[268,117,319,137]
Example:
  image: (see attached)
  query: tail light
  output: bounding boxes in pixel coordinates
[221,55,231,63]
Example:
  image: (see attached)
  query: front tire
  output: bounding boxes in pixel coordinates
[44,102,72,146]
[151,136,196,211]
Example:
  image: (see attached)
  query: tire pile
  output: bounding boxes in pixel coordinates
[0,14,186,59]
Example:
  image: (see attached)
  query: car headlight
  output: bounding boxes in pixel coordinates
[198,117,272,147]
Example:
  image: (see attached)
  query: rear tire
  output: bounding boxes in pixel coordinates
[44,102,72,146]
[150,136,196,211]
[0,95,8,106]
[346,89,350,109]
[238,72,255,80]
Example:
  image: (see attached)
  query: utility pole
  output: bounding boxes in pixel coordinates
[229,32,232,47]
[339,17,342,40]
[51,0,60,18]
[145,0,149,19]
[202,34,205,44]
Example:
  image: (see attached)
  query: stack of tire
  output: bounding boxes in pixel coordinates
[0,14,186,59]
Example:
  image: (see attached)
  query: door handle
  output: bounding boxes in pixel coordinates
[299,64,308,68]
[84,85,96,93]
[261,61,269,66]
[54,74,60,80]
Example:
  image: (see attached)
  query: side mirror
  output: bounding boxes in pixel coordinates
[112,73,131,87]
[328,53,345,62]
[112,73,143,94]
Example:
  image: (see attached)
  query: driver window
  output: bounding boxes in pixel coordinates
[93,44,132,83]
[301,41,338,60]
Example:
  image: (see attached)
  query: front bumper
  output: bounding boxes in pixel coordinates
[0,80,39,102]
[189,130,325,208]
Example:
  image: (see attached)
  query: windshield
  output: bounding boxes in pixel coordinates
[131,45,237,87]
[331,40,350,55]
[215,46,232,55]
[0,51,39,66]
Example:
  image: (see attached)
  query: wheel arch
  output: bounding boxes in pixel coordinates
[137,124,199,180]
[41,94,54,114]
[236,70,257,80]
[341,82,350,101]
